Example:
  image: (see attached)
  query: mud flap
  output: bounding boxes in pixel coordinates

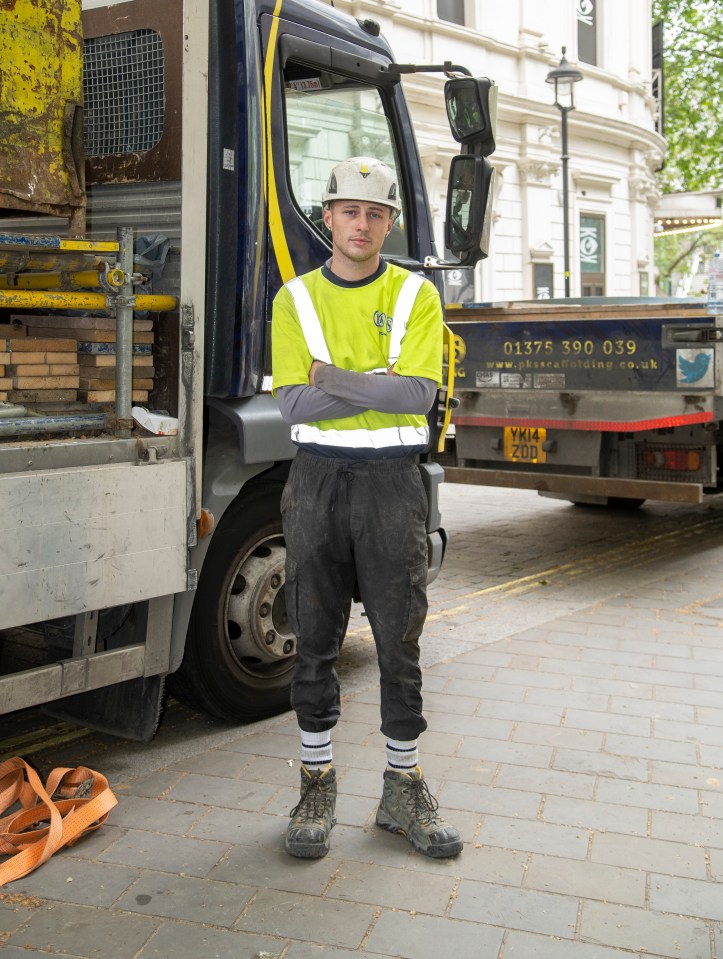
[42,675,165,742]
[418,462,447,584]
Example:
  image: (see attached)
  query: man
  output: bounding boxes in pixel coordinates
[272,156,462,861]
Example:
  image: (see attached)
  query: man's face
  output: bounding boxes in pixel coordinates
[323,200,394,265]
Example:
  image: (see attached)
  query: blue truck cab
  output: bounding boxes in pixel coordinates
[0,0,495,734]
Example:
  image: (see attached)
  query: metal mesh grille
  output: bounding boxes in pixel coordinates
[636,444,706,484]
[83,29,164,156]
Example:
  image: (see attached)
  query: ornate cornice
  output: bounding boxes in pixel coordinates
[628,173,661,208]
[530,241,555,262]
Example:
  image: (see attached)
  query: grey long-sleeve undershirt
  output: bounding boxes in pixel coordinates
[276,365,437,425]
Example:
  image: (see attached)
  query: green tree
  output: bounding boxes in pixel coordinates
[652,0,723,192]
[652,0,723,294]
[655,225,723,295]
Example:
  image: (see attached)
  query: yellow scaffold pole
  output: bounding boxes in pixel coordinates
[0,290,177,312]
[0,236,118,254]
[0,252,104,273]
[0,268,126,291]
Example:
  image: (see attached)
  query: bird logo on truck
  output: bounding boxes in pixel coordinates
[677,349,714,388]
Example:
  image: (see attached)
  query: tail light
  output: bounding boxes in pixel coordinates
[641,448,703,472]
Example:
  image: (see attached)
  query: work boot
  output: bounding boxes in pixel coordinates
[375,766,463,859]
[285,765,337,859]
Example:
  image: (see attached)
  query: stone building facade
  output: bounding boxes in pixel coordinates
[333,0,665,302]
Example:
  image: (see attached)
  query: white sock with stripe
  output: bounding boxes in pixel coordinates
[299,726,333,771]
[386,737,418,772]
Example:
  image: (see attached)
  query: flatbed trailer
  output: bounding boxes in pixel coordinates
[442,298,721,506]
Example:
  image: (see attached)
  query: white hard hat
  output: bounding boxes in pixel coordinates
[322,156,401,214]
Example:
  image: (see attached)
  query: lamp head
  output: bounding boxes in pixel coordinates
[546,46,584,111]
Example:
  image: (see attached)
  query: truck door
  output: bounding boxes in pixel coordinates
[258,9,428,325]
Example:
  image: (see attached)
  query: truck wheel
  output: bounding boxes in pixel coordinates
[571,497,646,510]
[170,486,296,722]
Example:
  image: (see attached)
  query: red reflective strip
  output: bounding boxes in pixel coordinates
[452,411,715,432]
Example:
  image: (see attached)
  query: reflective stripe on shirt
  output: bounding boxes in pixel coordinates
[285,272,425,370]
[291,422,429,450]
[285,276,333,364]
[388,273,424,364]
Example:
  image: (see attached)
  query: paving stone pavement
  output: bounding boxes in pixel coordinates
[3,490,723,958]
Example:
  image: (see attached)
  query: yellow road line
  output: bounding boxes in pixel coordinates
[1,699,188,759]
[0,727,90,763]
[465,515,723,599]
[1,723,72,754]
[345,512,723,637]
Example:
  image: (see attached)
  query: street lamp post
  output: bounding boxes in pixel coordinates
[546,47,584,297]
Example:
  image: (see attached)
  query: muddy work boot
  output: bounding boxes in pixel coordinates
[376,767,463,859]
[285,765,337,859]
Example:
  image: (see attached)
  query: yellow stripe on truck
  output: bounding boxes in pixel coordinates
[263,0,295,283]
[438,323,458,452]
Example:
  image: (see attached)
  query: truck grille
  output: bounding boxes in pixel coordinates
[84,29,164,156]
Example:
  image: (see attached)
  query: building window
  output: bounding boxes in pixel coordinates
[576,0,597,66]
[652,20,664,136]
[533,263,554,299]
[438,0,465,26]
[580,214,605,296]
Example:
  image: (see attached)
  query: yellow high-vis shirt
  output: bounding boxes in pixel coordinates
[272,263,443,457]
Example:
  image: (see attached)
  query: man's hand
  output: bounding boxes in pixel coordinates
[386,364,398,376]
[309,359,327,387]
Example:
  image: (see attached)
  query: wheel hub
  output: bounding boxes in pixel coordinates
[226,539,296,665]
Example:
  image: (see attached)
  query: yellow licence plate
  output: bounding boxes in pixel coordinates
[503,426,547,464]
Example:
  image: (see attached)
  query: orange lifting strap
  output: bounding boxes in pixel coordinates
[0,757,117,887]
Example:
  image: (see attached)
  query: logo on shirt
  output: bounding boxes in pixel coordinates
[373,310,393,335]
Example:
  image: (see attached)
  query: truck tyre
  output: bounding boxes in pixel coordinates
[170,486,296,722]
[571,497,645,510]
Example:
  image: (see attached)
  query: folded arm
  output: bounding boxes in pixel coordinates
[276,383,368,425]
[313,363,437,415]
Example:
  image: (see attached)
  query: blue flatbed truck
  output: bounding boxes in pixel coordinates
[442,298,722,506]
[0,0,495,736]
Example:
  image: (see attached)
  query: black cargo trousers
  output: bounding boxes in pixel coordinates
[281,448,430,742]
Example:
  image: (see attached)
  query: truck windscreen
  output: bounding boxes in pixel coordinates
[283,61,409,257]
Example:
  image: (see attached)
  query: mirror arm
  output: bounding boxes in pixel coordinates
[387,60,472,80]
[423,255,476,270]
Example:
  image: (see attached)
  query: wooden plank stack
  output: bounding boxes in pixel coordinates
[1,323,78,404]
[0,358,8,403]
[0,324,14,401]
[5,337,79,404]
[10,314,155,405]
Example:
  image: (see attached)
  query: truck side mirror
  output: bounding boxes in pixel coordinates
[444,77,497,157]
[445,155,495,266]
